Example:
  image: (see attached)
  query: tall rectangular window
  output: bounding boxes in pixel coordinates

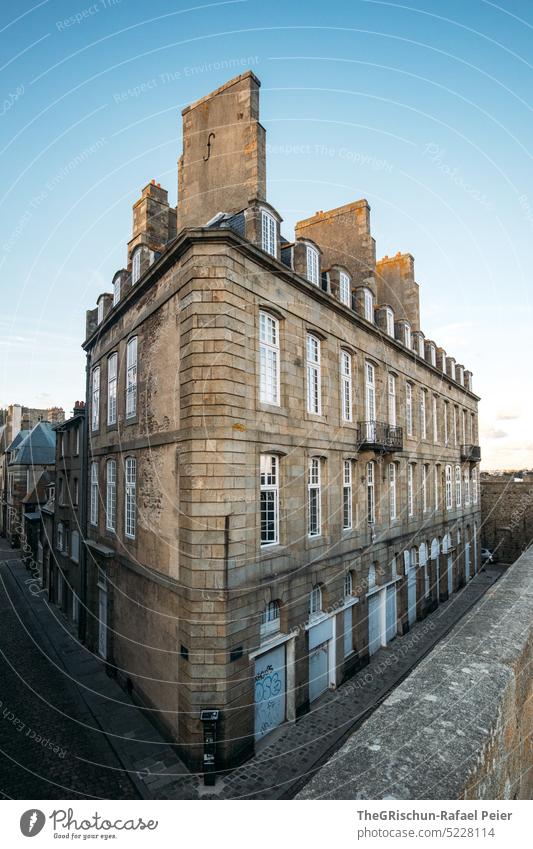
[259,311,280,405]
[420,389,427,439]
[445,465,453,510]
[260,454,279,546]
[308,458,321,537]
[364,288,374,322]
[444,401,449,446]
[306,246,319,285]
[407,463,414,517]
[113,276,121,306]
[462,409,467,444]
[404,323,411,349]
[132,250,141,284]
[471,413,476,444]
[453,406,458,446]
[106,459,117,532]
[125,457,136,539]
[472,468,478,504]
[126,337,138,419]
[434,465,440,511]
[261,210,276,257]
[90,462,98,526]
[340,351,353,422]
[385,308,394,337]
[343,460,352,530]
[91,367,100,431]
[464,469,470,506]
[367,461,375,524]
[339,272,350,306]
[388,374,396,426]
[365,362,376,422]
[432,395,438,443]
[422,464,428,512]
[455,464,462,508]
[406,383,413,437]
[389,462,397,521]
[107,353,117,426]
[306,334,321,414]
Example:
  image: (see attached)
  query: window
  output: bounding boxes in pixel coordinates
[363,288,374,322]
[417,335,425,358]
[367,461,375,524]
[74,427,80,455]
[404,322,411,349]
[91,367,100,431]
[90,462,98,526]
[389,462,397,521]
[462,409,467,444]
[365,361,376,423]
[57,522,64,552]
[113,276,121,306]
[420,389,427,439]
[106,459,117,532]
[343,460,352,530]
[73,477,79,506]
[422,465,429,513]
[97,300,104,325]
[455,464,462,508]
[306,245,319,285]
[260,600,280,637]
[428,344,436,367]
[107,353,117,425]
[260,454,279,546]
[388,374,396,426]
[457,366,464,386]
[71,530,79,563]
[309,584,322,617]
[406,383,413,437]
[308,458,321,537]
[126,337,138,419]
[434,465,440,511]
[385,307,394,337]
[259,311,280,405]
[407,464,414,517]
[445,465,453,510]
[306,334,321,414]
[472,468,478,504]
[453,406,458,446]
[344,572,353,597]
[464,469,470,506]
[261,210,276,257]
[340,351,353,422]
[432,396,438,443]
[125,457,136,539]
[444,401,449,446]
[132,249,141,284]
[339,272,350,306]
[471,413,476,444]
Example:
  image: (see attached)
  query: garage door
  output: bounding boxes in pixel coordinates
[407,566,417,626]
[386,585,397,643]
[368,592,382,655]
[254,644,286,742]
[309,642,329,702]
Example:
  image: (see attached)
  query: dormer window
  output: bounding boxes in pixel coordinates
[404,323,412,349]
[363,288,374,323]
[339,271,350,306]
[306,245,320,286]
[385,307,394,337]
[97,300,103,325]
[261,210,277,258]
[428,344,436,367]
[113,276,121,306]
[457,366,464,385]
[132,249,141,284]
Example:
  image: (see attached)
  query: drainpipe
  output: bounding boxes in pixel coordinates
[79,350,91,644]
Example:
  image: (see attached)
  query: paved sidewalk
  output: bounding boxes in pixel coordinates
[0,538,503,800]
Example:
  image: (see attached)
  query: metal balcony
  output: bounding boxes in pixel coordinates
[461,444,481,462]
[357,421,403,453]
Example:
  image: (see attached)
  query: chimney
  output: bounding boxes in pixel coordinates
[375,253,420,330]
[127,181,174,265]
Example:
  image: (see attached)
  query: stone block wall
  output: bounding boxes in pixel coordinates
[481,475,533,563]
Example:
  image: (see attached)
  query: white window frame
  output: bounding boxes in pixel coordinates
[343,460,352,530]
[453,406,458,447]
[259,311,280,406]
[344,572,353,597]
[306,334,321,415]
[464,469,470,506]
[261,210,277,258]
[97,300,104,325]
[91,366,100,431]
[444,401,449,446]
[420,389,427,440]
[90,462,98,526]
[308,458,322,537]
[363,288,374,323]
[340,351,353,422]
[306,245,319,286]
[365,361,376,423]
[106,459,117,532]
[126,337,138,419]
[125,457,137,539]
[260,454,279,547]
[432,395,438,443]
[107,353,117,426]
[367,461,375,524]
[445,465,453,510]
[385,307,394,337]
[462,409,467,445]
[406,382,413,437]
[389,462,397,521]
[132,249,141,284]
[407,463,414,517]
[309,584,323,618]
[422,464,428,513]
[260,600,280,638]
[434,465,440,512]
[472,468,478,505]
[339,272,350,306]
[455,464,462,509]
[113,276,121,306]
[388,374,396,426]
[404,322,411,349]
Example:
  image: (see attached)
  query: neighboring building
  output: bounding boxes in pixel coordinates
[48,403,86,625]
[481,471,533,563]
[5,421,55,547]
[82,72,481,770]
[22,469,55,569]
[39,479,56,598]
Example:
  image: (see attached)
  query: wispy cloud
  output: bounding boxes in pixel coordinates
[482,426,508,439]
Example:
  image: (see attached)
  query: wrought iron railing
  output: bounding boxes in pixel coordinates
[460,444,481,462]
[357,421,403,452]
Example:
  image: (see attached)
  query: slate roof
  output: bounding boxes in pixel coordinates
[6,429,30,454]
[22,469,54,505]
[9,421,55,466]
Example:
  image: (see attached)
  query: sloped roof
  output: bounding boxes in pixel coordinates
[22,469,54,505]
[10,421,55,466]
[6,429,30,453]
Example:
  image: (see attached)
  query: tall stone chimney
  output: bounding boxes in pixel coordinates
[375,252,420,330]
[127,180,176,264]
[177,71,266,229]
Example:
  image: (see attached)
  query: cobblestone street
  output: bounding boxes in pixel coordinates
[0,537,503,799]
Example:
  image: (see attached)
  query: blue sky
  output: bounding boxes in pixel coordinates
[0,0,531,468]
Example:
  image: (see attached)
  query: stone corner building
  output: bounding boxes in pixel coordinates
[83,71,481,770]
